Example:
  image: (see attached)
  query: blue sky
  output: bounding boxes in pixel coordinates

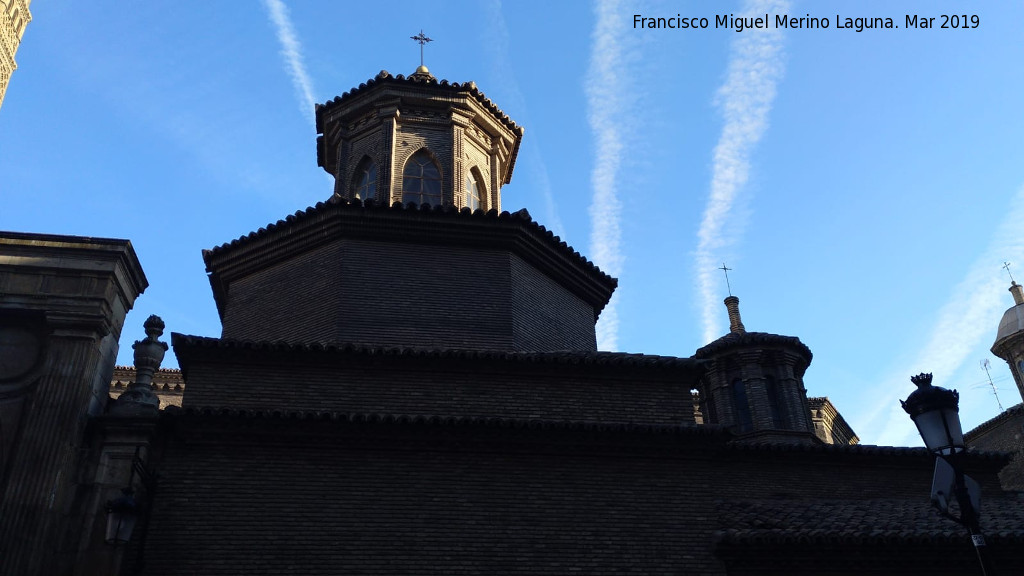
[3,0,1023,447]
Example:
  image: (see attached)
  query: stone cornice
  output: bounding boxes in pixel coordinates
[0,231,148,330]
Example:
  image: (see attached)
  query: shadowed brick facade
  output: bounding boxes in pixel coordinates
[205,201,613,352]
[3,67,1024,575]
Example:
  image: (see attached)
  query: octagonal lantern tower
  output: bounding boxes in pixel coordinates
[316,67,524,212]
[203,68,614,353]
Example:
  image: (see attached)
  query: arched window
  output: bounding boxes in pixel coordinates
[352,158,377,201]
[402,150,442,206]
[732,379,753,433]
[465,169,484,211]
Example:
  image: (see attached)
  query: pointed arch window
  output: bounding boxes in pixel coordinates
[352,158,377,201]
[465,169,484,211]
[402,150,442,206]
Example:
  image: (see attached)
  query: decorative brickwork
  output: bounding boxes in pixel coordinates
[110,366,185,409]
[808,397,859,445]
[317,70,522,212]
[695,308,818,443]
[0,0,30,110]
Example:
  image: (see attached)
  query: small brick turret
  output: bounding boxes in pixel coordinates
[694,296,818,443]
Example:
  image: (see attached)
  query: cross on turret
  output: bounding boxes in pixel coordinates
[719,263,733,297]
[410,30,432,68]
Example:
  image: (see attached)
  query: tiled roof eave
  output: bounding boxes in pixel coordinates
[201,199,617,314]
[714,528,1024,548]
[966,402,1024,442]
[161,405,731,439]
[315,70,521,135]
[203,201,605,278]
[170,332,706,373]
[694,331,812,361]
[723,439,1011,463]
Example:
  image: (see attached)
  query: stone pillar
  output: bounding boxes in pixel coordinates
[380,105,399,204]
[74,316,166,576]
[0,232,147,576]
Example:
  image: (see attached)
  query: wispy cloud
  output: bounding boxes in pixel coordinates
[696,0,790,343]
[482,0,565,236]
[262,0,317,126]
[866,184,1024,447]
[586,0,630,350]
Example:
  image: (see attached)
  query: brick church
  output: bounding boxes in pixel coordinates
[1,66,1022,575]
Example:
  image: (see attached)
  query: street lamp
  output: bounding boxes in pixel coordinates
[901,373,994,576]
[104,447,157,550]
[901,373,964,455]
[104,488,138,545]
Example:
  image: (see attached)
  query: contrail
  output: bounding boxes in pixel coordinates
[867,184,1024,447]
[262,0,317,127]
[586,0,629,350]
[696,0,789,343]
[482,0,565,236]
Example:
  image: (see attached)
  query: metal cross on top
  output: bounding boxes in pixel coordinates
[410,30,433,67]
[719,263,733,297]
[1004,261,1016,284]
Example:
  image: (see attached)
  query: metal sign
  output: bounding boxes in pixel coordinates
[930,456,982,522]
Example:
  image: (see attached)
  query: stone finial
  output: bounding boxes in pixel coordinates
[1010,281,1024,306]
[724,296,746,334]
[111,315,167,415]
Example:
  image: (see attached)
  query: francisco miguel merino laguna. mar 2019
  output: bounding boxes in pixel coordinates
[633,13,981,32]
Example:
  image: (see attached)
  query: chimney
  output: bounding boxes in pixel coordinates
[724,296,746,334]
[1010,281,1024,306]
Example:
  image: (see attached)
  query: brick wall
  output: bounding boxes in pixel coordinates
[221,238,345,344]
[336,239,513,349]
[176,344,697,426]
[510,254,597,351]
[144,431,720,575]
[139,419,1011,576]
[217,234,601,352]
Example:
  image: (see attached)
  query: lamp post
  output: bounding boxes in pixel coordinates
[901,373,994,575]
[104,488,138,545]
[104,445,158,575]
